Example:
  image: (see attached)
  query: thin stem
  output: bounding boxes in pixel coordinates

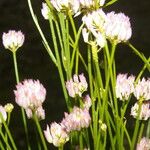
[33,114,47,150]
[0,113,17,150]
[128,43,150,71]
[0,127,12,150]
[27,0,57,66]
[12,51,31,150]
[49,18,70,110]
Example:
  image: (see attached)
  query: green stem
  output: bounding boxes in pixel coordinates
[0,113,17,150]
[128,43,150,71]
[49,18,70,110]
[146,119,150,138]
[0,127,12,150]
[33,114,47,150]
[12,51,31,150]
[0,138,5,150]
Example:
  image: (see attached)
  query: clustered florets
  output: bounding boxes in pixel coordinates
[44,73,92,147]
[116,74,150,120]
[41,0,132,46]
[14,79,46,120]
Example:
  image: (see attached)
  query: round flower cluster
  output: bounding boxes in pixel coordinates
[44,122,69,147]
[61,106,91,132]
[82,9,132,46]
[66,73,88,98]
[131,102,150,120]
[136,137,150,150]
[116,74,135,101]
[14,79,46,120]
[2,30,25,52]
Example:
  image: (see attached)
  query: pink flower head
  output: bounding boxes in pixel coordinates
[0,105,7,124]
[116,74,135,101]
[66,74,88,98]
[44,122,69,147]
[2,30,25,52]
[136,137,150,150]
[104,12,132,43]
[61,106,91,132]
[14,79,46,119]
[131,102,150,120]
[134,78,150,101]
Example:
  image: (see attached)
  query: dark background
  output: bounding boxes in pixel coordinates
[0,0,150,149]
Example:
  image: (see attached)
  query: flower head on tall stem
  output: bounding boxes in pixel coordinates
[44,122,69,147]
[66,74,88,98]
[14,79,46,120]
[136,137,150,150]
[2,30,25,52]
[116,74,135,101]
[134,78,150,101]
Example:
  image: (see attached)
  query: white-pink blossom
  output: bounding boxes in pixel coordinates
[61,106,91,132]
[82,9,106,47]
[44,122,69,147]
[2,30,25,52]
[66,74,88,97]
[14,79,46,119]
[116,74,135,100]
[134,78,150,101]
[104,12,132,43]
[131,102,150,120]
[136,137,150,150]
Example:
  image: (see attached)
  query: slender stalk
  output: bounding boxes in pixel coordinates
[49,18,70,110]
[27,0,57,66]
[0,127,12,150]
[33,114,47,150]
[146,119,150,138]
[0,113,17,150]
[12,51,31,150]
[127,43,150,71]
[0,139,5,150]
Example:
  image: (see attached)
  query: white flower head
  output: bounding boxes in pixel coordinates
[104,12,132,43]
[116,74,135,101]
[44,122,69,147]
[82,9,107,47]
[2,30,25,52]
[131,102,150,120]
[0,105,7,124]
[134,78,150,101]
